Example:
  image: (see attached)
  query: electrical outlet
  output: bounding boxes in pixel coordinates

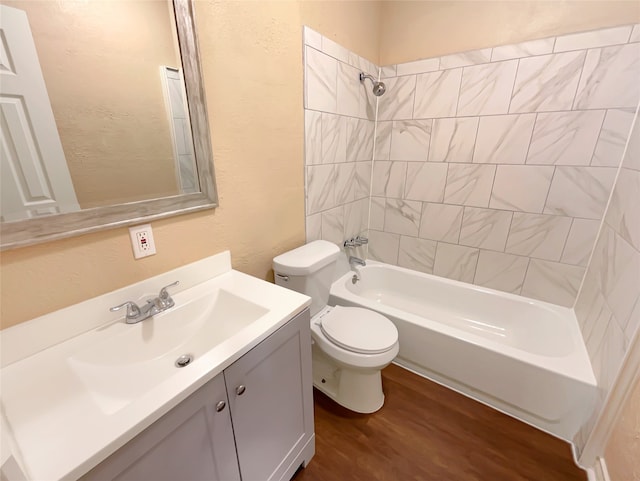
[129,224,156,259]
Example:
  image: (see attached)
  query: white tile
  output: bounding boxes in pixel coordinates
[321,206,344,245]
[337,62,361,117]
[344,199,369,239]
[459,207,512,251]
[413,68,463,119]
[521,259,584,307]
[305,213,322,242]
[491,38,554,62]
[305,47,338,113]
[398,236,437,274]
[575,269,609,344]
[544,166,617,219]
[321,113,347,164]
[377,75,417,121]
[606,167,640,251]
[418,203,464,243]
[321,36,350,63]
[368,230,400,264]
[574,43,640,110]
[601,229,640,330]
[375,121,393,161]
[433,243,479,283]
[624,297,640,345]
[397,57,440,76]
[490,165,554,213]
[526,111,606,166]
[505,213,572,261]
[592,109,635,167]
[348,52,378,79]
[631,24,640,42]
[623,115,640,172]
[306,164,335,215]
[561,218,600,266]
[510,51,586,113]
[554,26,632,52]
[305,110,322,165]
[474,250,529,294]
[305,47,337,112]
[303,26,322,50]
[372,161,407,198]
[369,197,385,231]
[404,163,448,202]
[384,199,422,236]
[390,120,432,161]
[380,65,397,78]
[599,317,627,391]
[334,163,356,205]
[473,113,535,164]
[359,78,378,120]
[458,60,518,116]
[440,48,492,69]
[444,164,496,208]
[346,118,374,162]
[429,117,479,163]
[354,161,372,200]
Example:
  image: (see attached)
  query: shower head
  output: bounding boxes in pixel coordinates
[359,72,386,97]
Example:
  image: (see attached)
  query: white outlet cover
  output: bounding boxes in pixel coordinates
[129,224,157,259]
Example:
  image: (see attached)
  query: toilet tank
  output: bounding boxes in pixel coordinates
[273,240,340,316]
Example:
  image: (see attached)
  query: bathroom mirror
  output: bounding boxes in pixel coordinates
[0,0,217,250]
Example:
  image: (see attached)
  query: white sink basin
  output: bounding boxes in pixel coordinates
[67,289,268,414]
[0,251,311,481]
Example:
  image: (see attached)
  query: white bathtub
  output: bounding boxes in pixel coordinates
[329,261,597,441]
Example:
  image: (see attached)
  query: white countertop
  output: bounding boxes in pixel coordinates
[0,251,310,480]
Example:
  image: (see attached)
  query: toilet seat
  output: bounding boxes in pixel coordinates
[319,306,398,355]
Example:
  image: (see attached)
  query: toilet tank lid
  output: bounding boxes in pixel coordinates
[273,240,340,276]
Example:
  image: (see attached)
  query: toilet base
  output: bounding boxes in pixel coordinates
[311,344,385,414]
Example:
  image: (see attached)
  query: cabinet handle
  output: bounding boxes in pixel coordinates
[236,385,246,396]
[215,400,226,412]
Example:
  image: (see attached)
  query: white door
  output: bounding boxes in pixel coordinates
[0,5,78,222]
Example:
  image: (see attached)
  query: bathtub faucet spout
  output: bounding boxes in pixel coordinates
[349,256,366,268]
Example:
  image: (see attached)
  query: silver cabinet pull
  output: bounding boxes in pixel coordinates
[236,385,246,396]
[215,400,226,412]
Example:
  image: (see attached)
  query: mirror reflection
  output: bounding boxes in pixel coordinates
[0,0,198,222]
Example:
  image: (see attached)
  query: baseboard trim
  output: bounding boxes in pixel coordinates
[585,457,610,481]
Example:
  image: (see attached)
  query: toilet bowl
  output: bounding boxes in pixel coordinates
[273,240,399,413]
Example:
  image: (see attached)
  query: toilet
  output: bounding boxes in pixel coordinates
[273,240,399,413]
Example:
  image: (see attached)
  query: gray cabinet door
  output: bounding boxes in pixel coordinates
[224,309,313,481]
[81,373,241,481]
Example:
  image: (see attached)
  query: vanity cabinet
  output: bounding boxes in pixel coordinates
[81,309,314,481]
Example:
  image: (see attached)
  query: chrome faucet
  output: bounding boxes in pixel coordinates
[344,236,369,248]
[110,281,179,324]
[349,256,366,268]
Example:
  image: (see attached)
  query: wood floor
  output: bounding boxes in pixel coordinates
[293,364,586,481]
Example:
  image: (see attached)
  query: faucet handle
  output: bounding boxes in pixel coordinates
[159,281,179,300]
[355,235,368,245]
[155,281,179,310]
[110,301,141,319]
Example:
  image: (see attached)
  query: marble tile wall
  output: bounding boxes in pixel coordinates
[303,27,378,249]
[573,107,639,455]
[371,24,640,306]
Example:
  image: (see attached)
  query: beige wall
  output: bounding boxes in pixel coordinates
[2,0,182,208]
[605,372,640,480]
[0,0,381,329]
[300,0,382,64]
[379,1,640,65]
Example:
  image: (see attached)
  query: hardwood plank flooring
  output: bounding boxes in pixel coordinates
[293,364,586,481]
